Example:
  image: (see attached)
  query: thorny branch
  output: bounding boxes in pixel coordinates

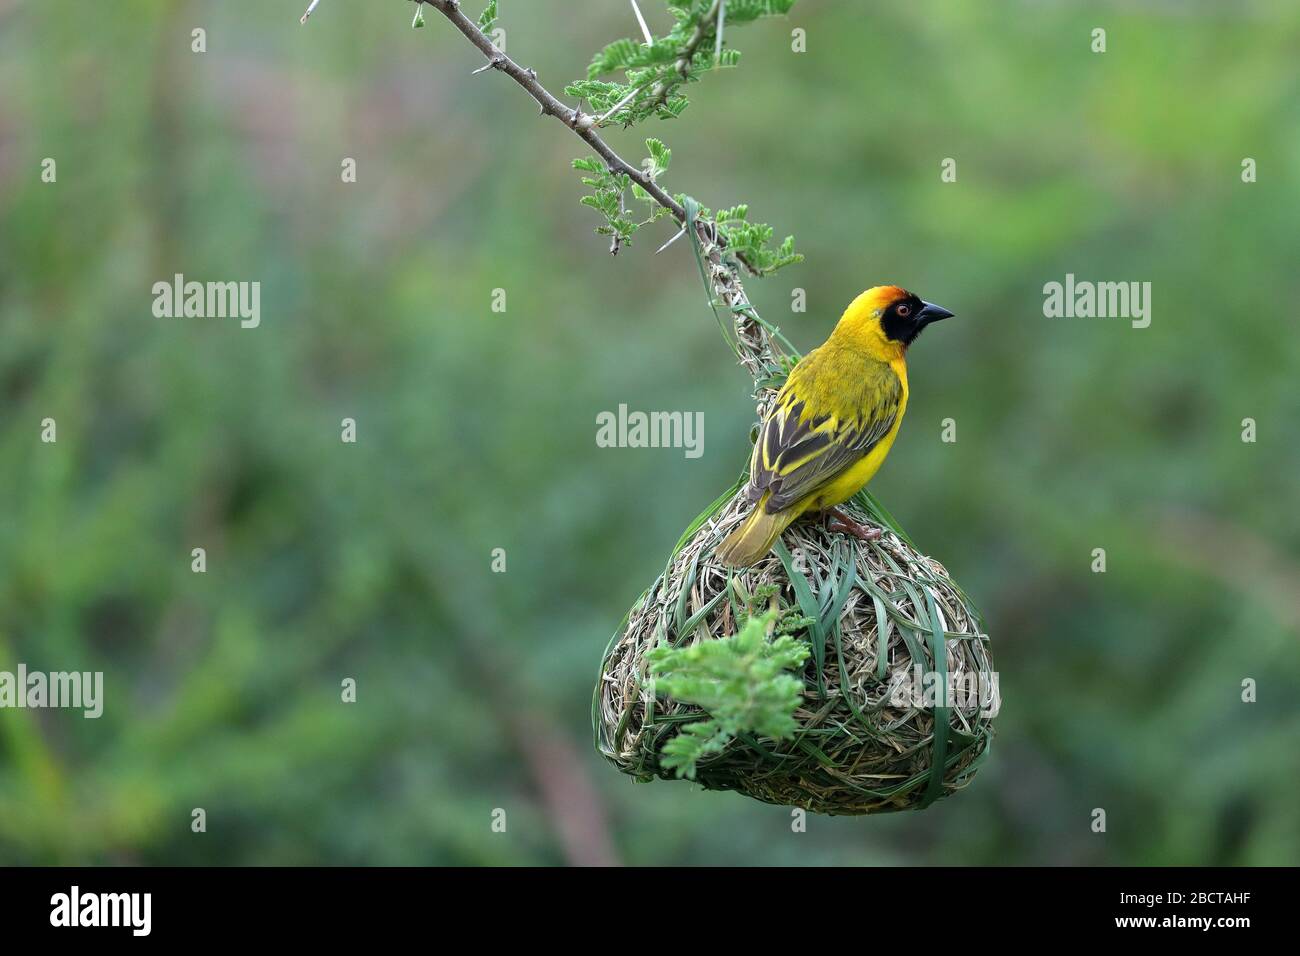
[416,0,787,412]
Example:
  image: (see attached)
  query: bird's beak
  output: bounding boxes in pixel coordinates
[917,301,955,326]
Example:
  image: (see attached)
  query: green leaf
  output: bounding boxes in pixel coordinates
[646,612,809,779]
[646,137,672,172]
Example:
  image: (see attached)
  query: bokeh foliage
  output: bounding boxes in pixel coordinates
[0,0,1297,865]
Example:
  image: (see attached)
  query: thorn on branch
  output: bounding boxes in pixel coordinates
[472,55,505,75]
[655,226,687,255]
[715,0,728,70]
[594,83,646,127]
[630,0,654,45]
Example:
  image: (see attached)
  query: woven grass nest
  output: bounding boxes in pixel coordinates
[594,483,996,815]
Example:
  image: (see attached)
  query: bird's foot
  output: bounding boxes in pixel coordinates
[825,508,883,543]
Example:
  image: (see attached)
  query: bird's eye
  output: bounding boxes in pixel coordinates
[896,303,912,318]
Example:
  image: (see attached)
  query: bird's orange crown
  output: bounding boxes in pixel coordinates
[833,285,954,359]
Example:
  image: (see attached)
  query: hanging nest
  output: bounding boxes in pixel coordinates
[593,484,996,815]
[593,212,994,814]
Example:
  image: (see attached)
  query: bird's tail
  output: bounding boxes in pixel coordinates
[716,498,798,568]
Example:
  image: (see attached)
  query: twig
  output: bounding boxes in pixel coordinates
[416,0,784,410]
[420,2,683,219]
[645,0,723,115]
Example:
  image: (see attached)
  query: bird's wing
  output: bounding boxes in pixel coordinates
[746,356,903,513]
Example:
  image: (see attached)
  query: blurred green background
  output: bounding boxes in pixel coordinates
[1,0,1298,865]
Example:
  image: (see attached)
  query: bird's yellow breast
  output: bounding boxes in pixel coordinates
[802,357,908,511]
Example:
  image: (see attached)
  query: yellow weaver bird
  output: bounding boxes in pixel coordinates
[716,286,954,567]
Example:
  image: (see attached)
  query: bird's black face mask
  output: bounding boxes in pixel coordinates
[882,294,955,345]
